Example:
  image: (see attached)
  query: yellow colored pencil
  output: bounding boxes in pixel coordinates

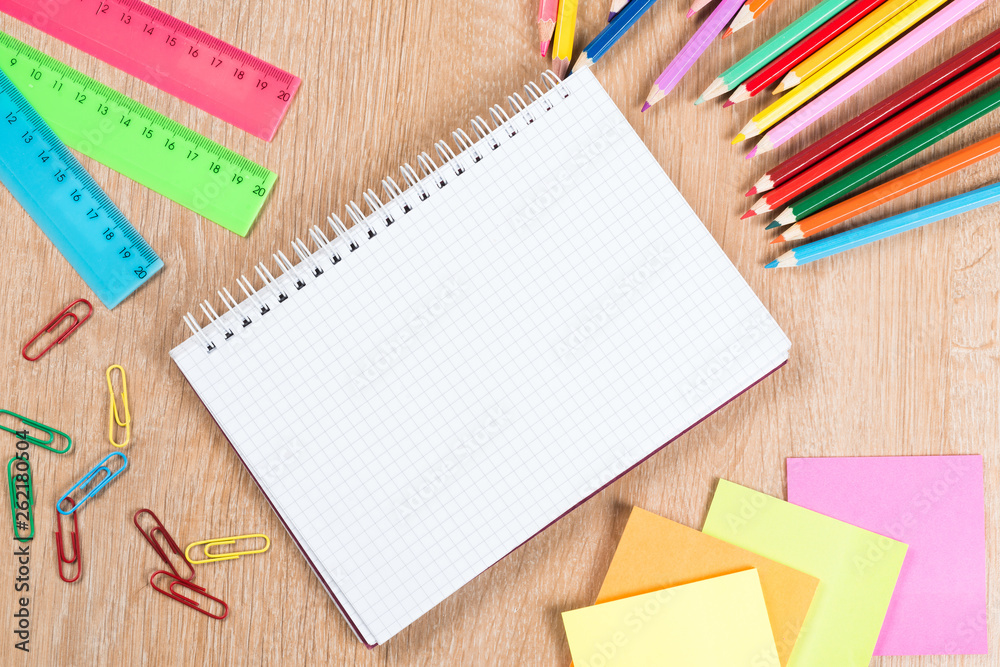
[552,0,579,78]
[775,0,917,93]
[734,0,949,143]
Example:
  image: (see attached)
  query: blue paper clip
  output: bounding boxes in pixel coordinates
[57,453,128,515]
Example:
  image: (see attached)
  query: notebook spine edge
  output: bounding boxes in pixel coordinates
[178,70,572,354]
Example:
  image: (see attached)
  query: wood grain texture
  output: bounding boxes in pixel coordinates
[0,0,997,664]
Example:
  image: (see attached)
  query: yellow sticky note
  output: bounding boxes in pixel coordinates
[562,569,779,667]
[596,507,818,666]
[702,480,908,667]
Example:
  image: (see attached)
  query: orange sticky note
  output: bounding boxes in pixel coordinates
[595,507,819,667]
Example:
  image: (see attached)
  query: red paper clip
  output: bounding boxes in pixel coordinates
[21,299,93,362]
[133,509,195,581]
[55,498,81,583]
[150,571,228,620]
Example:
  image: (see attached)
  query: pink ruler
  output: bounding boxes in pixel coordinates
[0,0,301,141]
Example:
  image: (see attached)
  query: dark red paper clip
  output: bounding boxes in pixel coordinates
[133,509,196,581]
[55,498,81,583]
[150,571,229,620]
[22,299,93,362]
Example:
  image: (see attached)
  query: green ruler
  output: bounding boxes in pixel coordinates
[0,31,276,236]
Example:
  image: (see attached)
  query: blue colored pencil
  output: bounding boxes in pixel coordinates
[573,0,662,71]
[766,182,1000,267]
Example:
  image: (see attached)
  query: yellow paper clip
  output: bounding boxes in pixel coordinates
[106,365,131,448]
[185,534,270,565]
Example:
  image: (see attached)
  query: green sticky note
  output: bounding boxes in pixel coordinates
[702,480,907,667]
[562,569,780,667]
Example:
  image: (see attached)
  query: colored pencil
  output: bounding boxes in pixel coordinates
[734,0,949,143]
[539,0,559,56]
[727,0,888,105]
[688,0,717,18]
[774,0,915,94]
[608,0,631,21]
[751,0,989,155]
[552,0,579,78]
[697,0,856,103]
[768,181,1000,267]
[745,53,1000,218]
[773,131,1000,243]
[644,0,745,108]
[770,86,1000,229]
[723,0,778,38]
[748,27,1000,196]
[574,0,662,71]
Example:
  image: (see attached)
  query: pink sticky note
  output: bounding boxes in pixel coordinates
[786,455,987,656]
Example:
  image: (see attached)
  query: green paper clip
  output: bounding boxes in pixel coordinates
[7,457,34,542]
[0,409,72,454]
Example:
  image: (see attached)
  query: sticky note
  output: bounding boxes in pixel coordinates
[595,507,817,666]
[563,569,779,667]
[702,479,908,667]
[787,455,987,655]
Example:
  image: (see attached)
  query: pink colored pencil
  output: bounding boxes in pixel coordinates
[752,0,989,155]
[643,0,745,109]
[538,0,559,56]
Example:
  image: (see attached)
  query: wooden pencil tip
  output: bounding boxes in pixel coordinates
[722,28,732,38]
[540,40,551,57]
[745,187,757,197]
[552,58,569,80]
[765,220,781,230]
[764,260,778,269]
[608,11,616,21]
[732,134,746,145]
[572,54,593,72]
[740,210,756,220]
[722,100,734,108]
[686,8,696,18]
[769,235,784,245]
[694,95,705,106]
[745,146,758,160]
[640,101,651,113]
[772,83,785,94]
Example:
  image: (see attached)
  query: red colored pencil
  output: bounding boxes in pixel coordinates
[743,51,1000,218]
[728,0,888,106]
[746,27,1000,196]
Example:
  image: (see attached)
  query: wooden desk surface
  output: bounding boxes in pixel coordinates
[0,0,997,664]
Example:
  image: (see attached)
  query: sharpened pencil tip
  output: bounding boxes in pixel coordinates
[722,28,732,38]
[694,95,705,106]
[722,100,734,108]
[540,40,550,57]
[640,101,651,113]
[765,220,781,230]
[686,8,696,17]
[608,11,616,21]
[732,133,746,145]
[740,210,756,220]
[745,187,757,197]
[764,260,778,269]
[769,235,784,245]
[746,146,757,160]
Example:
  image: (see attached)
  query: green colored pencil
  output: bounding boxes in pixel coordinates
[770,85,1000,228]
[697,0,857,103]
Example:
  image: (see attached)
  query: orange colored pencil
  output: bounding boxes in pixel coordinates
[724,0,778,37]
[773,131,1000,243]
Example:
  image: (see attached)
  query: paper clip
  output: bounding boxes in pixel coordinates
[0,409,72,454]
[106,365,131,448]
[7,457,34,542]
[21,298,93,362]
[55,498,81,583]
[185,534,270,565]
[134,509,195,581]
[150,571,228,620]
[57,452,128,515]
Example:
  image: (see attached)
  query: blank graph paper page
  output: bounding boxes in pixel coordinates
[171,68,790,645]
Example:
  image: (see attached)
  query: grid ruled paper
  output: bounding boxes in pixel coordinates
[171,69,790,645]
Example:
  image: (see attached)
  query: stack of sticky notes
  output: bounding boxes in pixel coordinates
[561,455,987,666]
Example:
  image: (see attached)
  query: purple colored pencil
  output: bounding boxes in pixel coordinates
[643,0,745,110]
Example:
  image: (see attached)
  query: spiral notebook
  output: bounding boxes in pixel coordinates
[170,68,790,646]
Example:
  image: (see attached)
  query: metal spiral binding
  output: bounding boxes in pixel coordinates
[182,71,571,353]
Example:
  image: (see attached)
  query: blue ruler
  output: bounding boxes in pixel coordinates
[0,69,162,309]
